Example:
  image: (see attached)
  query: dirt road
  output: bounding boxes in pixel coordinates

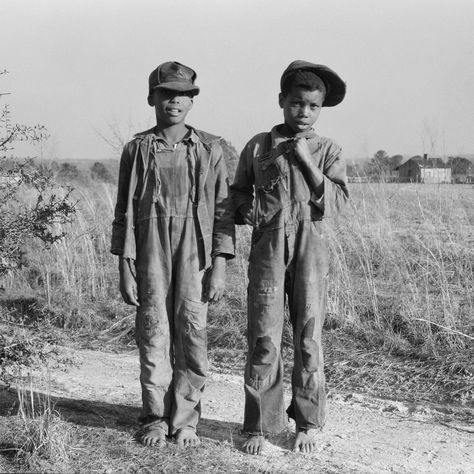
[28,348,474,473]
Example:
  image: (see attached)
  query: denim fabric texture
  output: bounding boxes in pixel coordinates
[111,126,235,266]
[111,127,235,435]
[231,125,348,435]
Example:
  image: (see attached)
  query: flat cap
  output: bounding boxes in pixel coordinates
[148,61,200,96]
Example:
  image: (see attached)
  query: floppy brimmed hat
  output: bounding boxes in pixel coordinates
[148,61,200,96]
[280,60,346,106]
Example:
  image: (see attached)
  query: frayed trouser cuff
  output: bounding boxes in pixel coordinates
[295,425,324,433]
[138,415,170,432]
[242,431,265,437]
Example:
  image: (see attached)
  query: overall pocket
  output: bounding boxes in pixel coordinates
[254,152,285,227]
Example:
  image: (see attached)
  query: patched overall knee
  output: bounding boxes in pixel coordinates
[247,336,277,389]
[300,318,319,373]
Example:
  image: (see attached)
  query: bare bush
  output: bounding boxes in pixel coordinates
[0,70,76,274]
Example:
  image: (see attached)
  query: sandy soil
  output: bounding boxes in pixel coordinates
[24,348,474,473]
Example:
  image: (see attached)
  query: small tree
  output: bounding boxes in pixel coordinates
[56,162,80,182]
[0,70,75,273]
[366,149,390,181]
[90,161,114,183]
[388,154,404,169]
[448,156,472,175]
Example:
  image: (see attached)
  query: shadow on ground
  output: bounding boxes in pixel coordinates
[0,387,248,447]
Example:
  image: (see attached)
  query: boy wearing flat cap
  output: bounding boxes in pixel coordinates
[231,60,348,454]
[111,61,235,448]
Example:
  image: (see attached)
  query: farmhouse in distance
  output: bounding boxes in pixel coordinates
[348,152,474,184]
[395,155,451,184]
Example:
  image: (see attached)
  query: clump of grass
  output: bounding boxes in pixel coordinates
[1,375,73,472]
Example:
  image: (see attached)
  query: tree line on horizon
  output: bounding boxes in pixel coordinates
[347,150,474,180]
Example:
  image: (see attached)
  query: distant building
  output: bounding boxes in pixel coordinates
[395,155,451,183]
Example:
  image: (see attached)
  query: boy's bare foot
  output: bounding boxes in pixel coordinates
[293,428,319,453]
[243,434,265,455]
[139,426,167,447]
[175,428,200,448]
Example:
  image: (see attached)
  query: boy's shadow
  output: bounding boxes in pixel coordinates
[0,387,245,446]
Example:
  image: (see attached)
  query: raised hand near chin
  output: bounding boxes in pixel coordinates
[292,137,312,166]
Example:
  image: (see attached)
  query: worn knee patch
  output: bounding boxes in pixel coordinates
[300,318,319,372]
[136,306,161,343]
[249,336,277,380]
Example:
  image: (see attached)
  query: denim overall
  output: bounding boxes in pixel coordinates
[134,138,208,436]
[231,126,348,435]
[111,127,235,435]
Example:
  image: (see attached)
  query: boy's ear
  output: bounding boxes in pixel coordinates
[278,92,285,109]
[147,94,154,107]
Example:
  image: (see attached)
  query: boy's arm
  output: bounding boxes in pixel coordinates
[293,137,349,217]
[204,142,235,303]
[211,141,235,260]
[230,141,256,225]
[111,143,139,306]
[111,143,133,255]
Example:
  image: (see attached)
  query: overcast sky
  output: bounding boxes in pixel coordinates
[1,0,473,162]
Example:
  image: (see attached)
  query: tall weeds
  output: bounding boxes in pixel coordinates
[2,180,473,355]
[326,182,474,352]
[19,182,121,331]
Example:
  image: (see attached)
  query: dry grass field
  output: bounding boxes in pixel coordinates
[1,180,473,472]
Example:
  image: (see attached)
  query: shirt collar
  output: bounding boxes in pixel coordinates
[184,126,200,144]
[151,125,200,146]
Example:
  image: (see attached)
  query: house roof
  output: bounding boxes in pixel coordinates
[419,157,450,168]
[395,157,450,170]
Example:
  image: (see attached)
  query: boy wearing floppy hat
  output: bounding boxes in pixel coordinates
[231,60,348,454]
[111,61,234,448]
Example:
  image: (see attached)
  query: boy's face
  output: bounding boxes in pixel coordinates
[278,86,324,134]
[149,88,194,126]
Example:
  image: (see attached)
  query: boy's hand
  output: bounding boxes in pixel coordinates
[241,207,254,227]
[119,258,139,306]
[292,136,324,197]
[203,256,226,303]
[293,137,313,166]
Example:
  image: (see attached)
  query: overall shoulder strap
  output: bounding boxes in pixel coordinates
[263,132,272,155]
